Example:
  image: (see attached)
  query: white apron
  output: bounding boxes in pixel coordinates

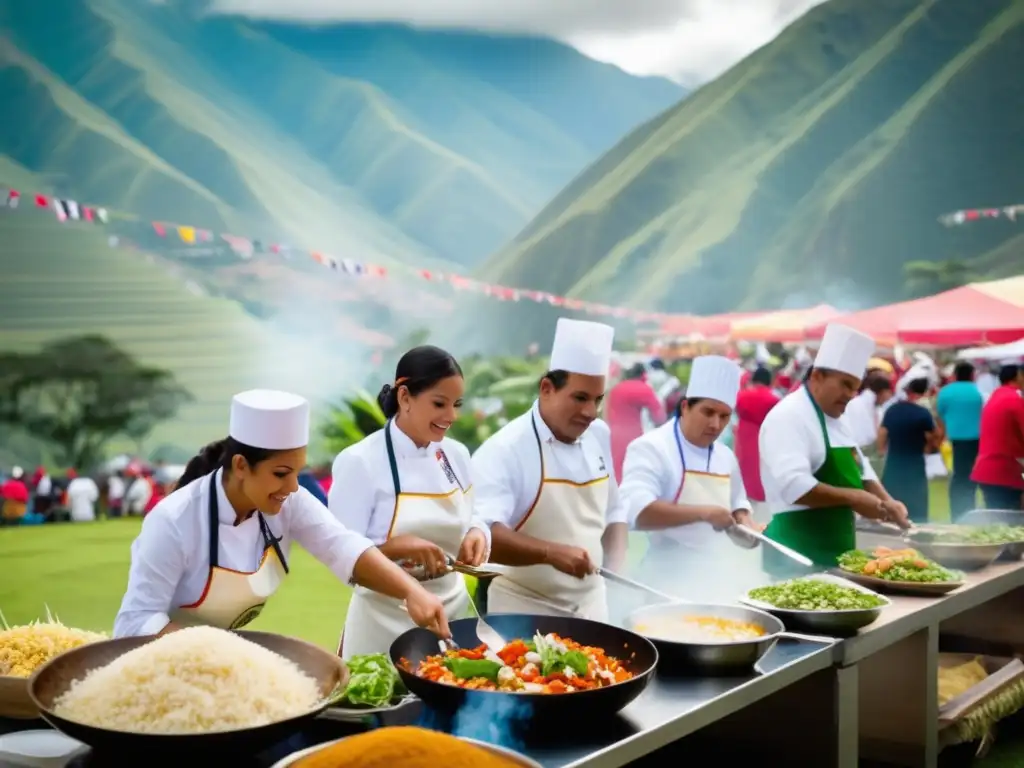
[339,424,471,658]
[171,474,288,630]
[488,414,610,621]
[636,422,759,603]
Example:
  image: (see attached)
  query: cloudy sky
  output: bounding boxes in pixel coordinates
[209,0,827,86]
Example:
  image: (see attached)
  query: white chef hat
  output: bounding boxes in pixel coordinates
[229,389,310,450]
[550,318,615,377]
[686,355,742,409]
[814,323,875,379]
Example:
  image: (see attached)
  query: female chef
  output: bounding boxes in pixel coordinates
[759,323,910,577]
[620,355,763,602]
[113,389,449,640]
[330,346,490,659]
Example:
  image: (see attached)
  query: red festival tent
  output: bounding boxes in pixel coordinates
[805,277,1024,346]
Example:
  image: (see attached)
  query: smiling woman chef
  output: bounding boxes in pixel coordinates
[619,355,763,601]
[472,318,628,621]
[330,346,490,658]
[758,324,911,576]
[113,389,449,640]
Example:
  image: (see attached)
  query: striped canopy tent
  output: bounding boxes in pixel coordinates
[729,304,842,342]
[805,277,1024,346]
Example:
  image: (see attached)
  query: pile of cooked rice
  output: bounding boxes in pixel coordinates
[53,626,323,733]
[0,609,107,677]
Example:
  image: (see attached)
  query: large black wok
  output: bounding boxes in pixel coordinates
[29,630,346,756]
[390,614,657,721]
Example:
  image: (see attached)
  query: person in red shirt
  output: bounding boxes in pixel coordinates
[1,467,30,524]
[734,366,780,521]
[606,363,666,482]
[971,364,1024,510]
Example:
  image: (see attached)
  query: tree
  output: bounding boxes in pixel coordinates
[0,335,192,469]
[903,259,979,299]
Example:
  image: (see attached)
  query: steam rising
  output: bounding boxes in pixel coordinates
[614,533,771,613]
[417,693,532,751]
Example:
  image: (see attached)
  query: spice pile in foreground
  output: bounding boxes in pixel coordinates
[838,547,962,583]
[403,632,634,693]
[748,579,886,611]
[294,727,520,768]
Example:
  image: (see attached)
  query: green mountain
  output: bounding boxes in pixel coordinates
[473,0,1024,348]
[0,0,682,267]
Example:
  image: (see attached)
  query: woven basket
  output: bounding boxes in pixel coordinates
[0,674,39,719]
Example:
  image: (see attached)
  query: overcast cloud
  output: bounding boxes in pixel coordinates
[208,0,827,85]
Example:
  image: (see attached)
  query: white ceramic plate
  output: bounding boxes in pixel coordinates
[0,730,87,767]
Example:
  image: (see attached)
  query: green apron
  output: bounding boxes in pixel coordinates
[762,385,862,577]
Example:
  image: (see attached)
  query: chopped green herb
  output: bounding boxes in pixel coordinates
[748,579,885,611]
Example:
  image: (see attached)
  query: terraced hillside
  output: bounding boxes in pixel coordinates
[0,0,682,268]
[0,214,344,454]
[470,0,1024,350]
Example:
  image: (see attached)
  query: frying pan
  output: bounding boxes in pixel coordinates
[603,568,829,673]
[390,614,657,721]
[29,630,347,755]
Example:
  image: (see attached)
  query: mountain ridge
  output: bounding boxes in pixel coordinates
[471,0,1024,351]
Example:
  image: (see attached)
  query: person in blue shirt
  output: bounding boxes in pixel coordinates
[879,378,938,524]
[936,362,984,520]
[298,467,328,505]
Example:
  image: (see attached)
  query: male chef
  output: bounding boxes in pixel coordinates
[472,318,628,620]
[759,323,911,576]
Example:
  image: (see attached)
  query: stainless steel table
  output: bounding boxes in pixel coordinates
[0,638,835,768]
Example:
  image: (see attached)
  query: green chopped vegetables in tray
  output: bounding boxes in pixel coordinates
[331,653,407,708]
[838,548,962,583]
[748,579,886,611]
[910,524,1024,545]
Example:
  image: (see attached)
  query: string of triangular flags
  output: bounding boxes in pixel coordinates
[938,203,1024,226]
[1,185,680,323]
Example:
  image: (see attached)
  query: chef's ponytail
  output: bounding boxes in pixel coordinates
[176,437,275,490]
[378,345,463,419]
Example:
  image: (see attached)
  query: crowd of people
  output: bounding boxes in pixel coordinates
[604,351,1024,523]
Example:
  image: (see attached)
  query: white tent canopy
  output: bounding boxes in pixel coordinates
[957,337,1024,361]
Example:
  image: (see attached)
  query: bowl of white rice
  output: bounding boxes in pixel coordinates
[28,627,348,754]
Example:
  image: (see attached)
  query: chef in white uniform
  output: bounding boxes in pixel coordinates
[472,318,628,621]
[114,389,449,639]
[331,346,490,659]
[620,355,762,602]
[759,325,910,577]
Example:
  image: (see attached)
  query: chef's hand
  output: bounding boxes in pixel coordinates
[456,528,488,567]
[733,511,766,533]
[880,499,912,529]
[545,543,594,579]
[850,490,889,521]
[700,505,736,532]
[389,535,449,578]
[405,586,450,640]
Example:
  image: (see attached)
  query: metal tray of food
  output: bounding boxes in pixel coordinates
[834,568,964,597]
[903,526,1006,570]
[739,573,890,635]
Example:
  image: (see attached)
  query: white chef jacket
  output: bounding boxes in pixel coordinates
[114,469,374,638]
[759,388,879,514]
[620,420,751,528]
[845,389,879,449]
[328,421,490,548]
[472,402,627,529]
